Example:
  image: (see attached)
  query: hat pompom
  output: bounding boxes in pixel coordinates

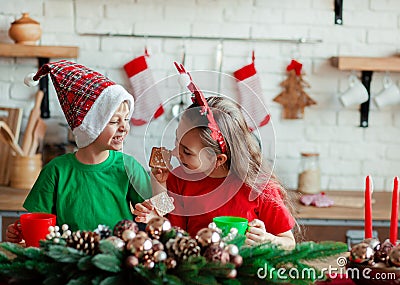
[178,73,191,88]
[24,73,39,87]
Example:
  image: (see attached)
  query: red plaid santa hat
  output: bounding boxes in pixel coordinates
[24,60,134,148]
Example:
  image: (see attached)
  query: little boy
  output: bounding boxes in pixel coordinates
[7,60,152,242]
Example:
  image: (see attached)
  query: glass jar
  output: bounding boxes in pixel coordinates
[298,153,320,194]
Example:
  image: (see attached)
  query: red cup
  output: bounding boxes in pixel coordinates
[15,213,56,247]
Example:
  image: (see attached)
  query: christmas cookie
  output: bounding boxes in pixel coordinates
[149,147,171,169]
[150,192,175,217]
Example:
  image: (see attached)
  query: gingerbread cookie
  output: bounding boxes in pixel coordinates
[150,192,175,217]
[149,147,171,169]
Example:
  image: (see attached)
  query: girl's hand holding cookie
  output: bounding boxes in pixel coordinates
[151,167,170,184]
[149,147,171,184]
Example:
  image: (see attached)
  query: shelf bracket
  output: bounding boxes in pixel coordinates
[334,0,343,25]
[38,57,50,119]
[360,70,373,128]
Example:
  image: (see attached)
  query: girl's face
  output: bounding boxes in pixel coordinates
[95,102,130,151]
[172,120,216,175]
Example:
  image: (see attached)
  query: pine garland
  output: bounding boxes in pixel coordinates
[0,239,347,285]
[0,218,348,285]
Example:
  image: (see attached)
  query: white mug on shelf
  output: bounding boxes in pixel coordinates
[374,75,400,108]
[339,74,369,107]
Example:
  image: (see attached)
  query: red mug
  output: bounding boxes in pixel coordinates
[14,213,56,247]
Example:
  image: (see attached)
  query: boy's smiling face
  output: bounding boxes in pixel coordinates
[94,102,130,151]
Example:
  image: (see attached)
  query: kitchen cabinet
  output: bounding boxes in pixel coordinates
[0,43,79,118]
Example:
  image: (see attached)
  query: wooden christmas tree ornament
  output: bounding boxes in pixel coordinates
[273,60,316,119]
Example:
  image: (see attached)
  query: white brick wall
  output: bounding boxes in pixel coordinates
[1,0,399,191]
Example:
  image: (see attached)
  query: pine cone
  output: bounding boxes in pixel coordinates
[203,243,222,262]
[66,230,100,255]
[203,244,230,264]
[166,236,200,261]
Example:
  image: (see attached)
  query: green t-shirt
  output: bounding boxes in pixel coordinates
[23,151,151,231]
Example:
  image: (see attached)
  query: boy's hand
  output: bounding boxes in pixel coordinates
[133,200,158,223]
[6,223,23,243]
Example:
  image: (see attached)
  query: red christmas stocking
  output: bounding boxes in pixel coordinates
[233,52,270,131]
[123,52,164,126]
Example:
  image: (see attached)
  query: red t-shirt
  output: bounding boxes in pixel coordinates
[166,167,295,237]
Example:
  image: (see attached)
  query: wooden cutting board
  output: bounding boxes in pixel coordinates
[330,195,375,208]
[0,107,23,185]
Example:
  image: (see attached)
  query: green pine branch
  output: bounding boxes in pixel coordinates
[200,261,235,278]
[0,239,348,285]
[0,242,26,257]
[270,241,347,264]
[0,251,10,263]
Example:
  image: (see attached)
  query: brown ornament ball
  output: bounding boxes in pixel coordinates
[146,217,172,239]
[125,255,139,268]
[195,228,221,248]
[121,229,136,242]
[374,239,394,264]
[349,242,374,264]
[227,269,237,279]
[166,257,177,269]
[113,220,139,239]
[362,238,380,251]
[152,239,164,252]
[105,236,125,250]
[231,254,243,267]
[389,246,400,267]
[225,244,239,256]
[220,250,230,264]
[154,250,167,262]
[144,259,155,269]
[136,231,149,238]
[203,244,223,262]
[126,235,153,257]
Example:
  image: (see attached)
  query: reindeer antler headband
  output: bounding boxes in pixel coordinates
[174,62,227,154]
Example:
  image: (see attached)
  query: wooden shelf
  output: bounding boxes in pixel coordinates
[331,56,400,72]
[0,43,79,118]
[331,56,400,127]
[0,43,78,59]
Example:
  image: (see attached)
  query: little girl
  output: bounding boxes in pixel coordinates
[135,74,296,249]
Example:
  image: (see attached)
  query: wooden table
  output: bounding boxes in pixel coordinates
[290,190,398,245]
[1,186,398,245]
[0,186,29,242]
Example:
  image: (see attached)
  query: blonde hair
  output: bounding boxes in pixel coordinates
[182,96,280,194]
[182,96,301,239]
